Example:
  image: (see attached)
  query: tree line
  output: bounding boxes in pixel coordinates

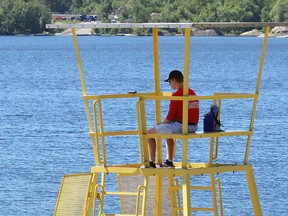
[0,0,287,35]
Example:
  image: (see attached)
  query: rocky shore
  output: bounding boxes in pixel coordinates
[239,26,288,37]
[54,25,288,37]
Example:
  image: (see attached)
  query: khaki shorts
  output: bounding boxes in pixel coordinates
[155,121,198,134]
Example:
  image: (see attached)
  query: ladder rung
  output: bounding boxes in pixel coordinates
[171,185,213,190]
[174,207,215,212]
[102,214,139,216]
[191,186,213,190]
[192,207,215,211]
[104,191,143,196]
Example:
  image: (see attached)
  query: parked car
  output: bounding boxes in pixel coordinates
[70,16,75,21]
[78,14,87,22]
[55,15,66,20]
[86,15,95,22]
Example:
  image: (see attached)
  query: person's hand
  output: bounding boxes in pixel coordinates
[157,121,163,125]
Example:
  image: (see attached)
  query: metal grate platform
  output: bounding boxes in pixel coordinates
[54,173,92,216]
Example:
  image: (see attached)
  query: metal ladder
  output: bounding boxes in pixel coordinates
[170,174,223,216]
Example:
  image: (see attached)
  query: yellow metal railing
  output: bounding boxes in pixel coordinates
[137,92,256,166]
[93,176,148,216]
[89,90,257,169]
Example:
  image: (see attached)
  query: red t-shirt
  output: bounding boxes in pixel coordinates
[166,87,199,124]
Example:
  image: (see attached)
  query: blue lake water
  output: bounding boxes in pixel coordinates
[0,35,288,215]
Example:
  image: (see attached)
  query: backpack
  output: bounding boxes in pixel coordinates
[203,105,225,132]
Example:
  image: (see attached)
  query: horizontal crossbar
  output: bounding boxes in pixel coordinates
[102,214,137,216]
[171,185,213,190]
[174,207,215,212]
[91,164,254,176]
[46,22,288,29]
[90,130,252,138]
[84,92,257,101]
[145,130,253,139]
[104,191,143,196]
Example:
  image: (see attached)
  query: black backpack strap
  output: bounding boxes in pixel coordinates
[210,106,224,127]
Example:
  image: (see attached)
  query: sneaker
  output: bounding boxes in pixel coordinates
[149,161,156,168]
[160,159,174,168]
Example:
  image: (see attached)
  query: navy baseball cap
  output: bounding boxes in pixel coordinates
[164,70,184,82]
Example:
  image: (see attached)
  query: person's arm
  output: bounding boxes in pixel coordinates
[158,118,172,125]
[166,99,180,122]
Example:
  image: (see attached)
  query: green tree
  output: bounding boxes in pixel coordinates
[218,0,261,22]
[270,0,288,21]
[259,0,275,21]
[130,0,150,22]
[0,0,286,35]
[95,0,113,20]
[0,0,51,35]
[43,0,72,13]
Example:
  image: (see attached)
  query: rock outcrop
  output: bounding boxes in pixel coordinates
[240,27,288,37]
[191,28,224,36]
[271,26,288,36]
[240,29,264,37]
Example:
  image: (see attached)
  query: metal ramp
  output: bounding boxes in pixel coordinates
[45,22,284,216]
[54,173,93,216]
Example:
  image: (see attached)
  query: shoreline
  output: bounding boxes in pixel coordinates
[2,28,287,38]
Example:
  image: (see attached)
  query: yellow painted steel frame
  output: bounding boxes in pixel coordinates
[90,164,260,215]
[245,26,270,164]
[68,25,270,216]
[152,28,163,216]
[181,28,191,216]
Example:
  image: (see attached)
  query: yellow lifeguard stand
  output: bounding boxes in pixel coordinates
[46,22,287,216]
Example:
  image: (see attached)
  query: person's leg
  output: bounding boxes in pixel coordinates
[159,122,181,167]
[166,139,174,161]
[147,127,157,162]
[148,123,176,167]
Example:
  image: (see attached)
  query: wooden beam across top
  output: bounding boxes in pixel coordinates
[46,22,288,29]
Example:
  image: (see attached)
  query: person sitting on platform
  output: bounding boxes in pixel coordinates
[148,70,199,168]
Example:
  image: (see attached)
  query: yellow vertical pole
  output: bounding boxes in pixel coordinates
[216,179,224,216]
[117,175,125,214]
[209,138,215,165]
[244,26,269,164]
[92,101,101,165]
[152,28,162,163]
[72,28,99,166]
[71,28,93,132]
[97,99,107,166]
[210,174,219,216]
[136,101,144,162]
[182,28,191,169]
[141,176,149,216]
[182,174,191,216]
[246,166,262,216]
[255,26,270,95]
[83,173,98,216]
[139,98,149,167]
[152,28,163,216]
[168,176,177,216]
[174,178,182,215]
